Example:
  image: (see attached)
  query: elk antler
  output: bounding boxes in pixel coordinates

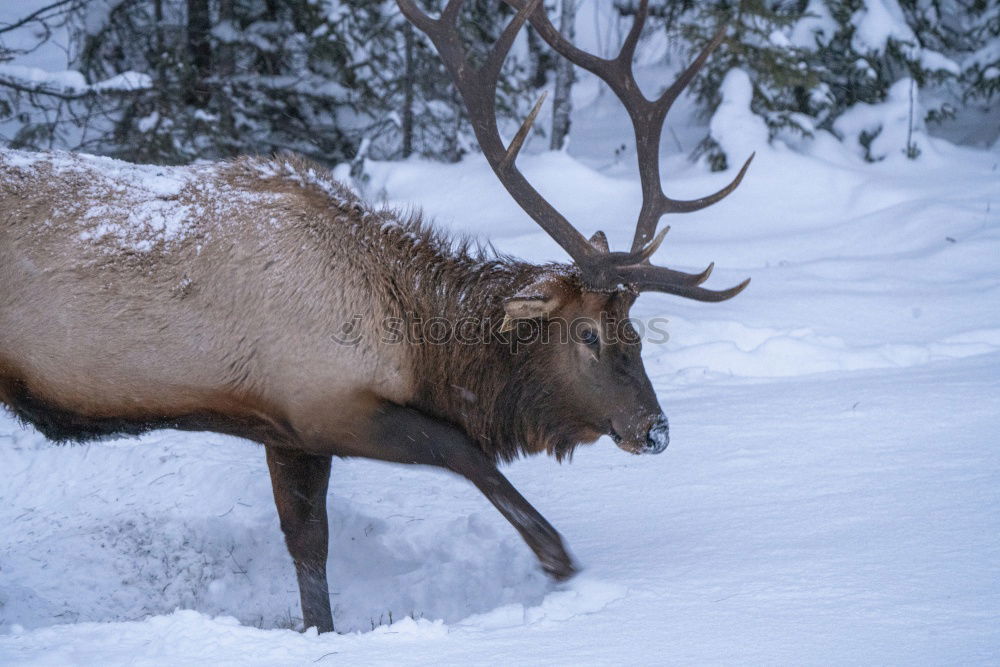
[397,0,751,302]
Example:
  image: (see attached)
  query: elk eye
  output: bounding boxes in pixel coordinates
[581,329,600,349]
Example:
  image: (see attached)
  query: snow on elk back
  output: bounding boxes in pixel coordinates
[0,149,328,255]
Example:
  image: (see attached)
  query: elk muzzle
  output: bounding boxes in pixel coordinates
[610,412,669,455]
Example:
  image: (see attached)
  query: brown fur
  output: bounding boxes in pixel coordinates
[0,149,658,460]
[0,148,667,632]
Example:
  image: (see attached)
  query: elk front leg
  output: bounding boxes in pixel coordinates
[360,403,577,580]
[265,445,334,633]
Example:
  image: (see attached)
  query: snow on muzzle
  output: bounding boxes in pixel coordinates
[643,414,670,454]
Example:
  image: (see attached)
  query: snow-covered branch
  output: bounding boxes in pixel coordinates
[0,65,152,100]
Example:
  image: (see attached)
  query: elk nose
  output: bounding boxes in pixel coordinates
[644,415,670,454]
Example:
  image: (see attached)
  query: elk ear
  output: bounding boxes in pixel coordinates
[501,275,568,332]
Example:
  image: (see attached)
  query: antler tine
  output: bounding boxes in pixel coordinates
[695,262,714,285]
[484,0,542,78]
[620,227,718,287]
[630,225,670,263]
[658,152,755,216]
[502,90,548,171]
[636,276,751,302]
[397,0,596,265]
[616,0,649,69]
[396,0,436,30]
[631,23,748,250]
[621,259,717,288]
[441,0,464,24]
[654,23,729,124]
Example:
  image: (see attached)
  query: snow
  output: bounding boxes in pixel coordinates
[847,0,961,78]
[919,49,961,76]
[708,69,770,163]
[0,0,151,111]
[79,0,119,37]
[0,65,88,92]
[967,39,1000,71]
[90,71,153,93]
[0,2,76,76]
[850,0,916,55]
[790,0,837,49]
[2,42,1000,667]
[3,357,999,663]
[844,0,962,83]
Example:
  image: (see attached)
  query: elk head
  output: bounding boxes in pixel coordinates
[399,0,752,455]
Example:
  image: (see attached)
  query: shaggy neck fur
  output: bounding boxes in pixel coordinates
[408,260,587,463]
[254,156,590,462]
[327,199,584,463]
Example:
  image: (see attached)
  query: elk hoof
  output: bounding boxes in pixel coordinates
[538,544,578,581]
[545,558,578,581]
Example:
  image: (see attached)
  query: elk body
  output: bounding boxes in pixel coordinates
[0,0,751,633]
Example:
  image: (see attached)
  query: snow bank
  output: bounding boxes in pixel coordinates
[3,356,999,664]
[0,434,550,635]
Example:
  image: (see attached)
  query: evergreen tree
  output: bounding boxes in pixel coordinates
[681,0,822,169]
[624,0,995,164]
[959,0,999,103]
[2,0,996,164]
[70,0,358,164]
[3,0,536,164]
[794,0,997,159]
[330,0,535,163]
[614,1,821,169]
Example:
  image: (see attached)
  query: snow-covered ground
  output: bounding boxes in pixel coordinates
[3,54,1000,665]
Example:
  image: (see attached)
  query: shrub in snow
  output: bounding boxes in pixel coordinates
[834,77,926,160]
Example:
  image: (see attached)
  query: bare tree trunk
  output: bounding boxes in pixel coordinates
[401,22,415,158]
[216,0,234,78]
[216,0,236,155]
[185,0,212,107]
[154,0,166,92]
[550,0,575,151]
[446,88,463,163]
[526,26,553,89]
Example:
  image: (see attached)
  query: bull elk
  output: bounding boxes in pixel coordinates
[0,0,751,633]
